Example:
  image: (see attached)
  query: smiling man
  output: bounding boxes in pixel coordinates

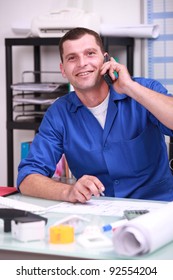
[17,27,173,203]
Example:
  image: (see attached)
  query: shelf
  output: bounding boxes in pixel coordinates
[5,36,134,46]
[5,37,62,46]
[8,121,40,130]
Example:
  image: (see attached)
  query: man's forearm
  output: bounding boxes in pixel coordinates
[19,174,73,201]
[126,81,173,130]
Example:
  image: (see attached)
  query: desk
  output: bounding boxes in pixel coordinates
[0,194,173,260]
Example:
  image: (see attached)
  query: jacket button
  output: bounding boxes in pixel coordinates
[114,180,119,184]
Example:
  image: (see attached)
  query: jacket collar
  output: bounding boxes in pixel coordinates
[109,85,127,102]
[68,86,128,112]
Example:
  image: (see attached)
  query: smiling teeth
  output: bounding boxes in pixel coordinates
[78,72,90,76]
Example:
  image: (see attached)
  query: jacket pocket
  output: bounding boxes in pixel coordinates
[121,124,162,173]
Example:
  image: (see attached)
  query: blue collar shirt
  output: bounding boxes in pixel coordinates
[17,77,173,201]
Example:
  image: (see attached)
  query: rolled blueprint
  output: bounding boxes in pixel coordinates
[112,202,173,256]
[100,24,160,39]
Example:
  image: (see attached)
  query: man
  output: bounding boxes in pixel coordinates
[17,27,173,203]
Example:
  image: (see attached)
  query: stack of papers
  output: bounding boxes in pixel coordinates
[11,82,61,92]
[13,96,57,105]
[12,82,68,106]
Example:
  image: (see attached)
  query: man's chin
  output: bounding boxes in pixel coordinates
[74,82,96,92]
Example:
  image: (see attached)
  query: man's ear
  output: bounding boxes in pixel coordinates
[60,63,67,78]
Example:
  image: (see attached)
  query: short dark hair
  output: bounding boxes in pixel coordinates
[59,27,105,62]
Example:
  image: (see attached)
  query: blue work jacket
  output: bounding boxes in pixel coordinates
[17,77,173,201]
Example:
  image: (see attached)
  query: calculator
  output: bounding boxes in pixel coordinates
[123,209,149,220]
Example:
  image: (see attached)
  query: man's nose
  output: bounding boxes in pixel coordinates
[77,56,87,67]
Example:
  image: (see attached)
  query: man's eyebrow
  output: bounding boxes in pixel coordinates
[85,48,98,53]
[64,52,77,60]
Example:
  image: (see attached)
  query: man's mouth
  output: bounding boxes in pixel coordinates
[76,71,93,77]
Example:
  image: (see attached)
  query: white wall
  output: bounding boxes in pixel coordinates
[0,0,141,186]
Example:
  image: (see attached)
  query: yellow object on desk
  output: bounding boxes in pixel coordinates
[49,225,74,244]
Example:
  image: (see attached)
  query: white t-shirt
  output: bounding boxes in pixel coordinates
[87,92,110,128]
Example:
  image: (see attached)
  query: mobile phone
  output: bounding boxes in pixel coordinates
[103,54,113,86]
[123,209,149,220]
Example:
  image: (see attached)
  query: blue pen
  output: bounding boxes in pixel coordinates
[102,219,127,232]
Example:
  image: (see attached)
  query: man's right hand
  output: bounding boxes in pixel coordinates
[66,175,105,203]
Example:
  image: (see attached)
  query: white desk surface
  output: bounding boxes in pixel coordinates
[0,194,173,260]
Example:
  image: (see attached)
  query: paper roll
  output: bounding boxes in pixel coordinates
[112,202,173,256]
[100,24,160,39]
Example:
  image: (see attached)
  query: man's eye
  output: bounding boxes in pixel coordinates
[68,56,75,61]
[88,52,95,56]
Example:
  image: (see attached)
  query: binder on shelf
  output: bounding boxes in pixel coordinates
[21,141,32,159]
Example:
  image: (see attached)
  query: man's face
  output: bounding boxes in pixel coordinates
[60,34,104,92]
